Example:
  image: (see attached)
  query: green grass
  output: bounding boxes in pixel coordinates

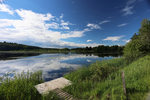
[0,70,60,100]
[63,55,150,100]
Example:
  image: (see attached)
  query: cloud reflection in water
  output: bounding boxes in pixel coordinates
[0,53,115,81]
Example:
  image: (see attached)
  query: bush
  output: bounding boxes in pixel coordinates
[123,40,145,64]
[89,64,118,82]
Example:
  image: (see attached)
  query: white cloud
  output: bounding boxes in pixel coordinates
[117,23,128,27]
[53,41,104,48]
[60,25,70,30]
[0,8,101,48]
[86,40,92,42]
[61,21,73,26]
[0,0,5,3]
[45,22,59,29]
[15,9,54,21]
[123,39,130,43]
[0,4,104,48]
[126,40,130,42]
[60,21,76,30]
[103,35,125,41]
[99,20,111,24]
[87,23,101,29]
[60,21,75,26]
[61,20,64,23]
[0,3,14,15]
[121,5,134,16]
[60,14,64,19]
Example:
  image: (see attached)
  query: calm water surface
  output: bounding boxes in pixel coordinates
[0,53,121,82]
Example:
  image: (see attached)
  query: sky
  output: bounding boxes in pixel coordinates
[0,0,150,48]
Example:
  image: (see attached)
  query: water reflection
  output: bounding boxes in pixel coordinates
[0,53,122,82]
[0,52,41,60]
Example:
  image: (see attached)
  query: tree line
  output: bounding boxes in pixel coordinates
[0,41,124,53]
[70,45,124,53]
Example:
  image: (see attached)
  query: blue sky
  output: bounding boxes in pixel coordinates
[0,0,150,48]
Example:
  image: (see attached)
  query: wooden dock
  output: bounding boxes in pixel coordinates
[35,77,80,100]
[51,88,80,100]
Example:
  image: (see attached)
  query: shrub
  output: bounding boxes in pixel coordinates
[123,40,145,64]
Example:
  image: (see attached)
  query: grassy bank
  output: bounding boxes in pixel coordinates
[63,55,150,100]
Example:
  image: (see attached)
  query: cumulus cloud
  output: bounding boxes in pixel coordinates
[86,40,92,42]
[0,3,14,15]
[0,6,103,48]
[99,20,111,24]
[60,21,76,30]
[103,35,125,41]
[87,23,101,29]
[117,23,128,27]
[45,22,60,29]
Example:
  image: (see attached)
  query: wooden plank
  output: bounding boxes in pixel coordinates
[35,77,82,100]
[35,77,72,95]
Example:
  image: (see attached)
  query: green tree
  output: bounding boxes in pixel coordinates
[123,18,150,63]
[123,40,144,64]
[137,18,150,52]
[130,33,138,40]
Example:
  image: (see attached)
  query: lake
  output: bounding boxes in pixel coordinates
[0,52,122,82]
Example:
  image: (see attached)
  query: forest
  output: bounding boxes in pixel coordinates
[0,41,124,53]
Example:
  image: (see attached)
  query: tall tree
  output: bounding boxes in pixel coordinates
[137,18,150,52]
[123,18,150,63]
